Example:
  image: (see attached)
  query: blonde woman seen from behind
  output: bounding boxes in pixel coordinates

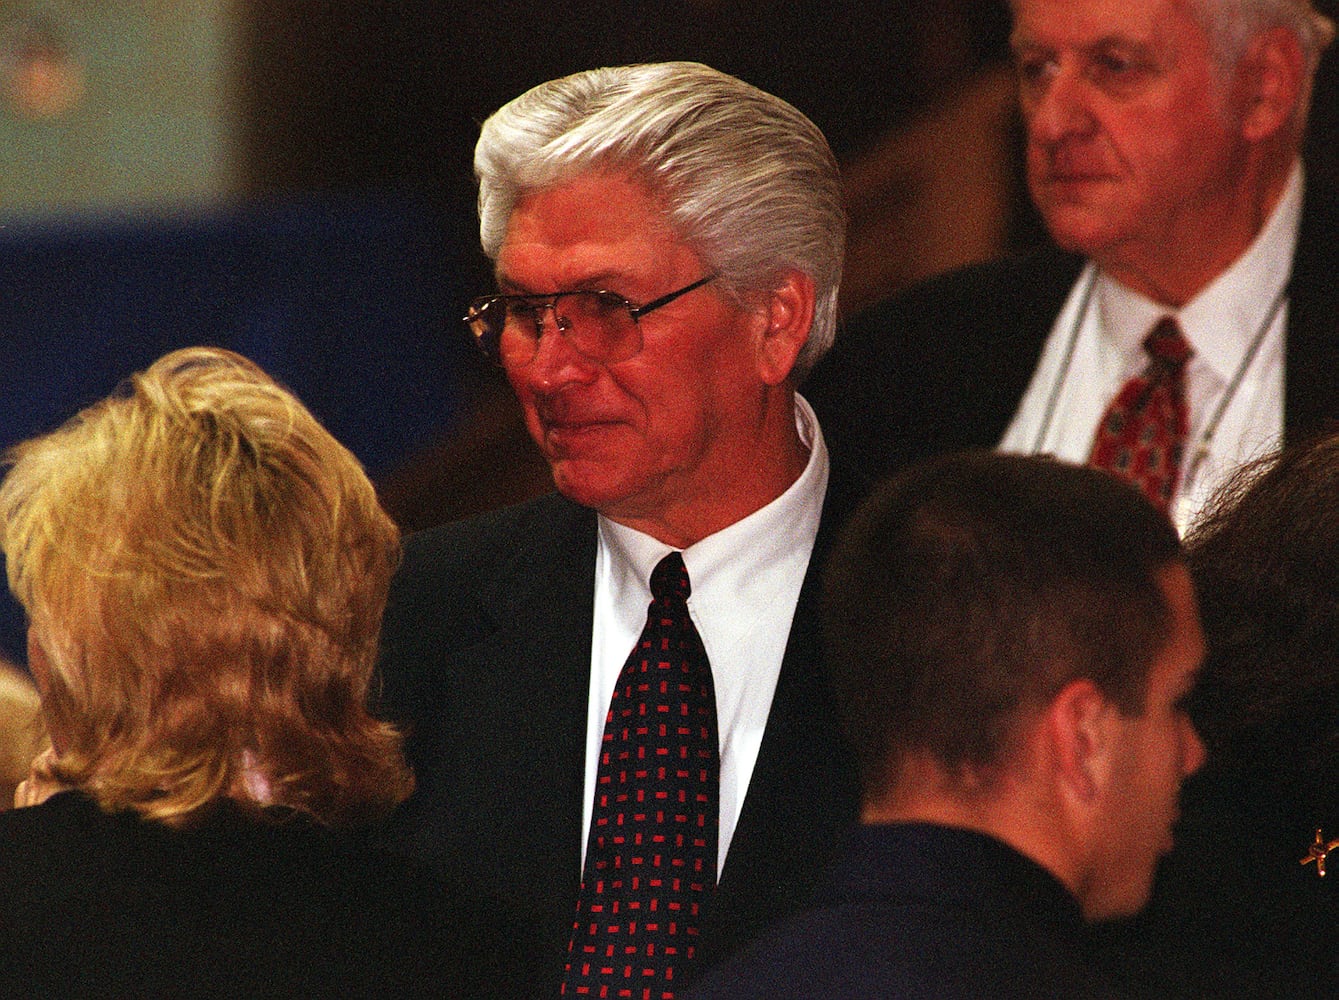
[0,347,507,998]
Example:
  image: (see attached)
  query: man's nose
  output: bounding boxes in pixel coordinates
[1182,719,1207,778]
[512,306,597,391]
[1024,64,1097,144]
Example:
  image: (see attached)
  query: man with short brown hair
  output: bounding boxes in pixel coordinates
[687,452,1206,999]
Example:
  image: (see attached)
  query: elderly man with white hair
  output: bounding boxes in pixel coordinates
[808,0,1339,537]
[377,61,861,1000]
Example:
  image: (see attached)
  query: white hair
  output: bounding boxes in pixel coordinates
[1191,0,1335,77]
[473,61,846,377]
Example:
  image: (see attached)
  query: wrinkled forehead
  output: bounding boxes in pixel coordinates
[1009,0,1199,48]
[494,172,700,291]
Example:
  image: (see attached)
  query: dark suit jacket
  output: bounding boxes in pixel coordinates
[1090,721,1339,1000]
[377,479,863,998]
[683,823,1128,1000]
[805,181,1339,488]
[0,791,502,999]
[805,183,1339,998]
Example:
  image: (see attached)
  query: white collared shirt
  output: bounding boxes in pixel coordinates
[584,394,830,876]
[999,162,1300,536]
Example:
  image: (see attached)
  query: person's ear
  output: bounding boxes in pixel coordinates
[1045,678,1119,804]
[1234,26,1306,143]
[754,269,815,386]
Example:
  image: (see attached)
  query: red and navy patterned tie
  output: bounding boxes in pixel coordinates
[1088,317,1194,516]
[561,551,720,1000]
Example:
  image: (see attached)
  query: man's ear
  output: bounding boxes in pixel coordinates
[1045,678,1119,804]
[754,269,815,386]
[1235,26,1307,143]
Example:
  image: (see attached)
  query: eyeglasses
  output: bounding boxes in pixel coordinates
[464,273,718,366]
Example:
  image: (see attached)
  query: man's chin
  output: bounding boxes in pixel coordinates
[1038,207,1121,260]
[549,460,635,513]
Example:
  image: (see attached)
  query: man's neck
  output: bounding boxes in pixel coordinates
[607,444,808,549]
[601,391,811,549]
[1101,154,1297,308]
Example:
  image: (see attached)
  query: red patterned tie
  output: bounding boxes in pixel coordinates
[1088,317,1194,516]
[562,551,719,1000]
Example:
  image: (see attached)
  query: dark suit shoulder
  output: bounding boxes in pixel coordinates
[385,493,592,657]
[0,792,492,998]
[688,825,1125,1000]
[398,491,591,590]
[378,491,596,724]
[832,246,1083,359]
[1296,173,1339,242]
[805,246,1083,482]
[1284,175,1339,441]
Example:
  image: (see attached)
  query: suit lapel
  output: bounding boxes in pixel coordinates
[1283,180,1339,441]
[927,245,1085,458]
[475,494,596,876]
[698,468,864,969]
[410,495,597,981]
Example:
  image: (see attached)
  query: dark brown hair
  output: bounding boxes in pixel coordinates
[1183,431,1339,754]
[823,451,1182,798]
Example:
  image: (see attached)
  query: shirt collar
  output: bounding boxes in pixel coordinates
[829,823,1086,935]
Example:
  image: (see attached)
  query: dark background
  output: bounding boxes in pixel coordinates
[2,0,1336,663]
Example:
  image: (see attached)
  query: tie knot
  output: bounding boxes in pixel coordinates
[1143,317,1194,369]
[649,551,691,602]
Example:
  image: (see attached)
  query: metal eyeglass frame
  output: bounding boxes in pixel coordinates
[463,273,719,365]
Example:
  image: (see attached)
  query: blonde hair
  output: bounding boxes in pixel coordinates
[0,347,411,827]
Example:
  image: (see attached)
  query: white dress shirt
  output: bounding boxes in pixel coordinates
[583,394,829,876]
[999,162,1301,536]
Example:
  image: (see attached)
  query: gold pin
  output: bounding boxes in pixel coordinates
[1301,829,1339,877]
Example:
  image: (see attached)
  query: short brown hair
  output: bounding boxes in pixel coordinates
[0,347,411,827]
[823,452,1182,798]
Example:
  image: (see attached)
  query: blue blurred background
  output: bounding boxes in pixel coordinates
[0,193,478,663]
